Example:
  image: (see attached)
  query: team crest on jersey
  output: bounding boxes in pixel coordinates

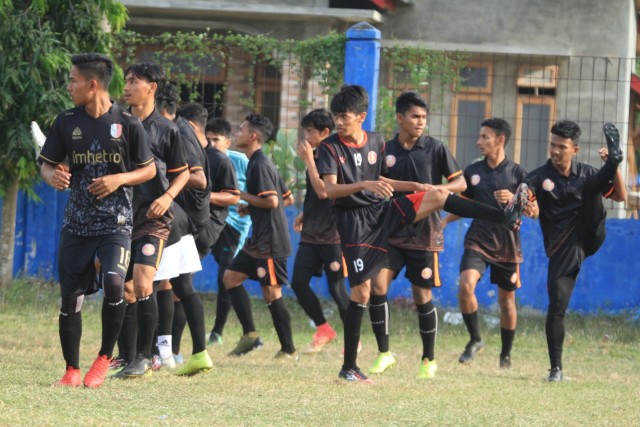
[421,268,433,280]
[110,124,122,139]
[142,243,155,256]
[385,155,396,168]
[470,174,481,186]
[367,151,377,165]
[542,179,555,192]
[257,267,267,278]
[339,156,346,164]
[72,127,82,140]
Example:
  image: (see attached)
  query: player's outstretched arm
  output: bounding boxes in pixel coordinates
[241,192,278,209]
[89,161,156,201]
[323,174,393,199]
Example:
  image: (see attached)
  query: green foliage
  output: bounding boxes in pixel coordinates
[0,0,128,193]
[264,128,306,193]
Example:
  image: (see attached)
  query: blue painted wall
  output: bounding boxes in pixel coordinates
[2,184,639,313]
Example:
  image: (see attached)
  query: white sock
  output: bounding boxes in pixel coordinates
[157,335,173,360]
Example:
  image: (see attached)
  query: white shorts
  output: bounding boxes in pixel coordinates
[154,234,202,281]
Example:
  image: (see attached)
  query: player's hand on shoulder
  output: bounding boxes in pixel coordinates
[88,174,123,200]
[493,189,513,204]
[293,213,303,233]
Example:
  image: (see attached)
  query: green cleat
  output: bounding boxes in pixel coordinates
[208,331,223,346]
[274,350,299,362]
[417,359,437,379]
[228,332,263,356]
[175,350,213,376]
[369,351,396,374]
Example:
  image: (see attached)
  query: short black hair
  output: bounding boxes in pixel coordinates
[330,84,368,114]
[71,53,114,89]
[395,91,429,115]
[481,118,512,146]
[205,118,231,137]
[300,109,335,133]
[551,120,581,144]
[245,113,273,142]
[124,62,166,95]
[177,102,208,130]
[155,82,180,116]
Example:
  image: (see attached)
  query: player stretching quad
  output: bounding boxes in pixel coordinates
[205,118,252,346]
[293,109,350,353]
[40,53,156,388]
[443,118,535,369]
[316,85,529,383]
[525,120,626,382]
[223,114,298,360]
[368,91,466,379]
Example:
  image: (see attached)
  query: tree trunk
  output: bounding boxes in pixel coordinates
[0,179,18,288]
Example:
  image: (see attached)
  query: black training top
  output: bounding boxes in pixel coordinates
[39,103,154,237]
[132,109,188,240]
[316,131,387,208]
[462,157,527,263]
[173,116,212,232]
[526,159,612,257]
[385,134,462,251]
[300,149,340,245]
[242,149,292,259]
[205,143,240,232]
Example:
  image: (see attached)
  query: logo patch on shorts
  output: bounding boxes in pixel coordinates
[470,174,481,186]
[385,155,396,168]
[257,267,267,278]
[543,179,555,192]
[329,261,341,272]
[142,243,155,256]
[421,268,433,279]
[367,151,377,165]
[110,124,123,139]
[510,273,518,283]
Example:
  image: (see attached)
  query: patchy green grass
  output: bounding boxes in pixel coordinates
[0,279,639,426]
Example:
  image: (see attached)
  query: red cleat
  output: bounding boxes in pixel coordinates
[83,355,111,388]
[55,367,82,387]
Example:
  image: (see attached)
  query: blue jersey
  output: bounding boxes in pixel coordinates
[226,150,252,251]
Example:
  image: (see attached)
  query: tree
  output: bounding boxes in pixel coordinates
[0,0,128,287]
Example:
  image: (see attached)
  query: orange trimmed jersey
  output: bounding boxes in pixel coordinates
[461,157,527,264]
[316,131,387,208]
[384,134,463,251]
[39,103,154,237]
[131,108,188,241]
[242,149,292,259]
[526,159,613,257]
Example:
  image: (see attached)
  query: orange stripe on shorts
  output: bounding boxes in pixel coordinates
[433,252,442,288]
[267,258,277,286]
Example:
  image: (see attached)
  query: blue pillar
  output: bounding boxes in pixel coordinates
[345,22,381,132]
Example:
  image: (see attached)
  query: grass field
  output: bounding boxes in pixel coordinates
[1,279,639,426]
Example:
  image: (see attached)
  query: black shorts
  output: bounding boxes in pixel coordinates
[167,202,189,246]
[228,249,288,287]
[125,235,166,281]
[212,224,241,268]
[384,246,441,288]
[58,227,131,298]
[460,249,520,292]
[293,242,346,282]
[335,193,422,286]
[548,233,585,284]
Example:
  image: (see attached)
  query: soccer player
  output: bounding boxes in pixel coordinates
[443,118,534,369]
[205,118,253,346]
[525,120,626,382]
[368,92,465,379]
[316,85,529,383]
[292,109,350,353]
[222,113,298,360]
[39,53,156,388]
[113,62,190,378]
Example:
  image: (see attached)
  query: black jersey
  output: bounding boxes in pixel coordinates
[316,132,387,208]
[132,109,188,241]
[461,157,527,263]
[174,116,212,231]
[39,103,154,237]
[301,150,340,245]
[385,134,462,251]
[242,149,292,259]
[205,143,240,232]
[526,159,612,257]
